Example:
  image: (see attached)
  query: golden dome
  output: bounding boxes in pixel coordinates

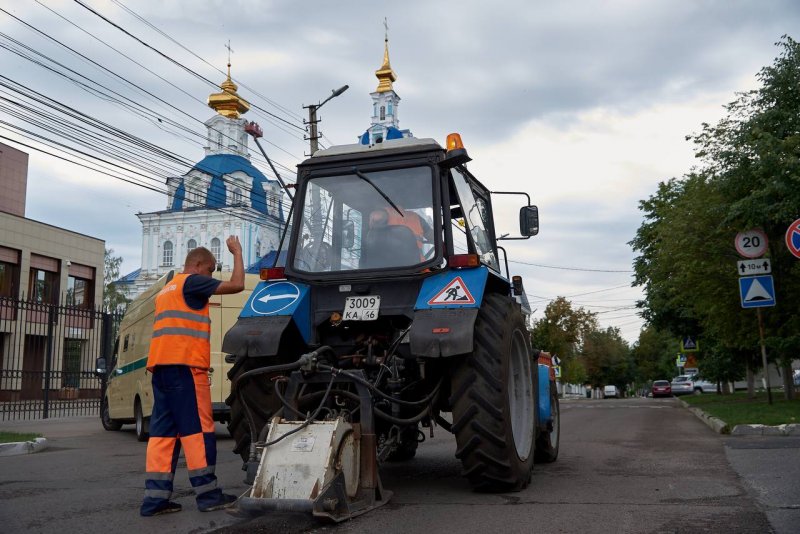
[375,38,397,93]
[208,64,250,118]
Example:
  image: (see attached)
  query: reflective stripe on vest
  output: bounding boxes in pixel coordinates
[147,273,211,370]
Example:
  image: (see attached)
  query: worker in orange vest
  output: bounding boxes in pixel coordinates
[368,207,433,263]
[140,236,244,516]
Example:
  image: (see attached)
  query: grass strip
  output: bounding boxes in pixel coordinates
[0,431,41,444]
[683,391,800,426]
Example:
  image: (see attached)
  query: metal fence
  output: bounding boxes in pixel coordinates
[0,296,123,421]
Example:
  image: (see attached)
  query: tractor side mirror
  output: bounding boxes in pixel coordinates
[342,220,355,249]
[519,205,539,236]
[95,357,107,377]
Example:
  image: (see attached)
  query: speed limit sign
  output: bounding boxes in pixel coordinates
[735,229,768,258]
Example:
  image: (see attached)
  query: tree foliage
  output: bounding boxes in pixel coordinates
[631,36,800,398]
[103,248,129,312]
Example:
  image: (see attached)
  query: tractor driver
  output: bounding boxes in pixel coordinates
[367,207,433,265]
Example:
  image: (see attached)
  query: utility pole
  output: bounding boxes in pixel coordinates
[303,86,349,260]
[304,85,349,155]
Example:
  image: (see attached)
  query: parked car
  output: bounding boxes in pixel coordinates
[670,375,694,396]
[603,385,619,398]
[651,380,672,398]
[671,375,716,395]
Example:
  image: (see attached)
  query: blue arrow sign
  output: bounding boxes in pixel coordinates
[739,275,776,308]
[249,281,301,315]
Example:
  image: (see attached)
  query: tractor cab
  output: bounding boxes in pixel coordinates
[278,135,537,283]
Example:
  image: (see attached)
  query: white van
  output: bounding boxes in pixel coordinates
[603,385,619,398]
[97,271,258,441]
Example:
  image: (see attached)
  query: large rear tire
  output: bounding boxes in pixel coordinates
[450,293,535,492]
[226,358,283,463]
[534,381,559,463]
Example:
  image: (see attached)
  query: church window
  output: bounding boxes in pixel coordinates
[210,238,221,262]
[187,239,197,252]
[232,187,243,205]
[380,105,385,120]
[163,241,174,266]
[216,132,223,149]
[388,102,393,116]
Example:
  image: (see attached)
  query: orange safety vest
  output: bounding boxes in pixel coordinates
[146,273,212,371]
[384,209,425,251]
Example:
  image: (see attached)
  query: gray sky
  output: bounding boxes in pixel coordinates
[3,0,799,343]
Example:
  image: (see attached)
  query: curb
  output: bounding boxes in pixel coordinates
[729,423,800,436]
[0,438,48,457]
[679,400,730,434]
[678,399,800,436]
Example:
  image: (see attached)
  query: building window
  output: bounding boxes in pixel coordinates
[232,187,243,205]
[29,268,58,304]
[187,239,197,252]
[66,276,92,308]
[0,246,20,298]
[388,102,393,116]
[62,339,82,388]
[163,241,174,266]
[210,238,221,262]
[380,105,385,120]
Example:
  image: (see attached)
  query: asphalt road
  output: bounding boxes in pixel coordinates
[1,397,796,533]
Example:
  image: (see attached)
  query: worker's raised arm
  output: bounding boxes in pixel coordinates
[215,236,245,294]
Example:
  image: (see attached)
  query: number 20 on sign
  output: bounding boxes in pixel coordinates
[735,229,768,259]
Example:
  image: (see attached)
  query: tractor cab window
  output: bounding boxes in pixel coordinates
[451,169,499,271]
[293,166,436,273]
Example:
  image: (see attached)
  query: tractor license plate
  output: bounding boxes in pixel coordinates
[343,296,380,321]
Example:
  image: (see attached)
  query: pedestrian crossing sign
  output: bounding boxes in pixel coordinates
[739,275,776,308]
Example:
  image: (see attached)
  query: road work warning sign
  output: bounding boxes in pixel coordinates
[428,276,475,305]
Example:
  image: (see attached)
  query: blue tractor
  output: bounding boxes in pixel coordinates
[223,134,559,520]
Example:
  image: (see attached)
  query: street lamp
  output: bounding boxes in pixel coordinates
[305,85,349,155]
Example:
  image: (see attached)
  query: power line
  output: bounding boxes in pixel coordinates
[509,258,633,273]
[72,0,306,133]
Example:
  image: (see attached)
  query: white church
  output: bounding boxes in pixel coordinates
[117,34,411,300]
[117,66,285,300]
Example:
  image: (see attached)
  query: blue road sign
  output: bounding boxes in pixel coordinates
[681,336,698,352]
[249,281,301,315]
[739,275,776,308]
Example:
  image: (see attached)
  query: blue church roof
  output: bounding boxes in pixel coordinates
[246,250,287,273]
[114,268,141,284]
[169,154,273,215]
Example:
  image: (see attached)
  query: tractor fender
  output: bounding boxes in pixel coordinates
[222,280,312,357]
[410,267,488,358]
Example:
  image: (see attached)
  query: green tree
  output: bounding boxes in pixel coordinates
[631,326,679,387]
[530,297,597,385]
[632,37,800,399]
[103,248,129,312]
[583,327,632,392]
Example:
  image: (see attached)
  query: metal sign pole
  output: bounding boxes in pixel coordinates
[756,307,773,405]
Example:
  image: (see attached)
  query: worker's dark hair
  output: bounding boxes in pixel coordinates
[185,246,215,267]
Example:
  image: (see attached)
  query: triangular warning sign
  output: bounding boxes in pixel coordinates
[428,276,475,305]
[744,279,772,302]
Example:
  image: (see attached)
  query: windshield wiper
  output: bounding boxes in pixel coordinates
[352,167,404,217]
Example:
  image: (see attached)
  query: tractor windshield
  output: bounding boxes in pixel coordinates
[292,166,436,273]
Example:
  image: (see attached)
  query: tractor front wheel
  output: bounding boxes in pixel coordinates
[226,357,283,463]
[450,293,535,492]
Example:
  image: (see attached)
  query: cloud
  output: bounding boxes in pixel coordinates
[4,0,800,344]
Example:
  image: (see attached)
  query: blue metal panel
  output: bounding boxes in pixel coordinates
[537,364,551,423]
[414,267,488,310]
[239,280,312,342]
